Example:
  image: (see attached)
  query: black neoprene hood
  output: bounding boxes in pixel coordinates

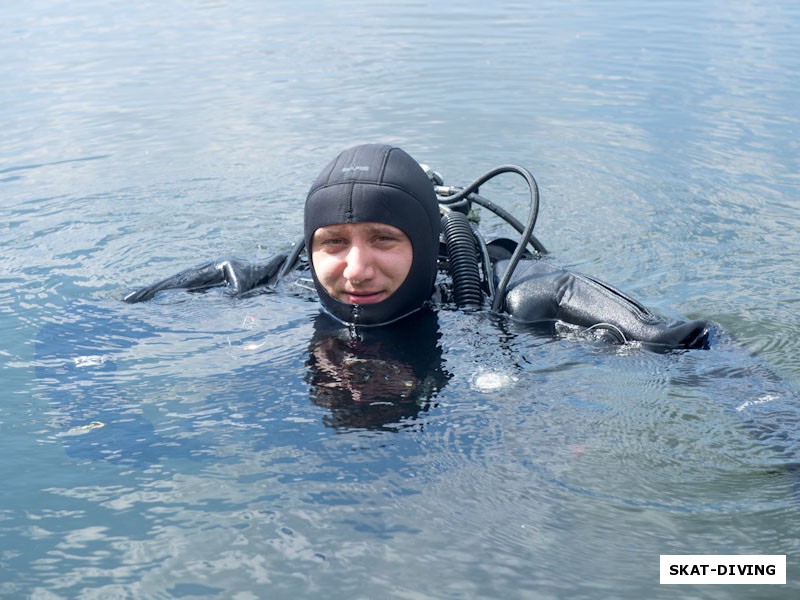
[304,144,441,326]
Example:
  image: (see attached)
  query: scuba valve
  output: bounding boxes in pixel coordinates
[425,164,545,312]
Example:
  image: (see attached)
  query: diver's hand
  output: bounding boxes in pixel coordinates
[123,255,286,303]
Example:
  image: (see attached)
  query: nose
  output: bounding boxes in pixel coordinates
[342,242,374,284]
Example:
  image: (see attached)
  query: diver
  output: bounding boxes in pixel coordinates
[124,143,710,352]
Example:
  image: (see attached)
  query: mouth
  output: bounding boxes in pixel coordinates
[341,290,387,305]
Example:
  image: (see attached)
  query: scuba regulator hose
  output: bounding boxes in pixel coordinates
[437,165,542,312]
[441,209,483,309]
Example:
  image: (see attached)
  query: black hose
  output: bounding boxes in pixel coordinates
[470,193,547,255]
[473,226,496,301]
[278,237,305,278]
[438,165,541,312]
[441,210,483,309]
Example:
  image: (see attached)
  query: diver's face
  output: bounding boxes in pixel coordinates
[311,222,413,305]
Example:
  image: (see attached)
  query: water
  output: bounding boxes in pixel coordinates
[2,0,800,597]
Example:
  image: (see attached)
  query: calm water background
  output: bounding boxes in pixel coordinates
[2,0,800,598]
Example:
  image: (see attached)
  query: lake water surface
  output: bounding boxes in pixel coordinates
[2,1,800,598]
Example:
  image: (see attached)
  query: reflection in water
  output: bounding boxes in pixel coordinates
[306,310,450,430]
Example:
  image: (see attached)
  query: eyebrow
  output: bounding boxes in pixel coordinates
[362,224,404,236]
[313,226,344,238]
[313,223,404,238]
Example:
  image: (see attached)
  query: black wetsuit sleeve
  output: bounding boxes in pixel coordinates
[123,255,287,303]
[500,260,710,350]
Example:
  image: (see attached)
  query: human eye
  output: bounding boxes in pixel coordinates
[320,235,343,244]
[320,237,347,248]
[372,228,405,244]
[313,228,348,250]
[367,235,396,249]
